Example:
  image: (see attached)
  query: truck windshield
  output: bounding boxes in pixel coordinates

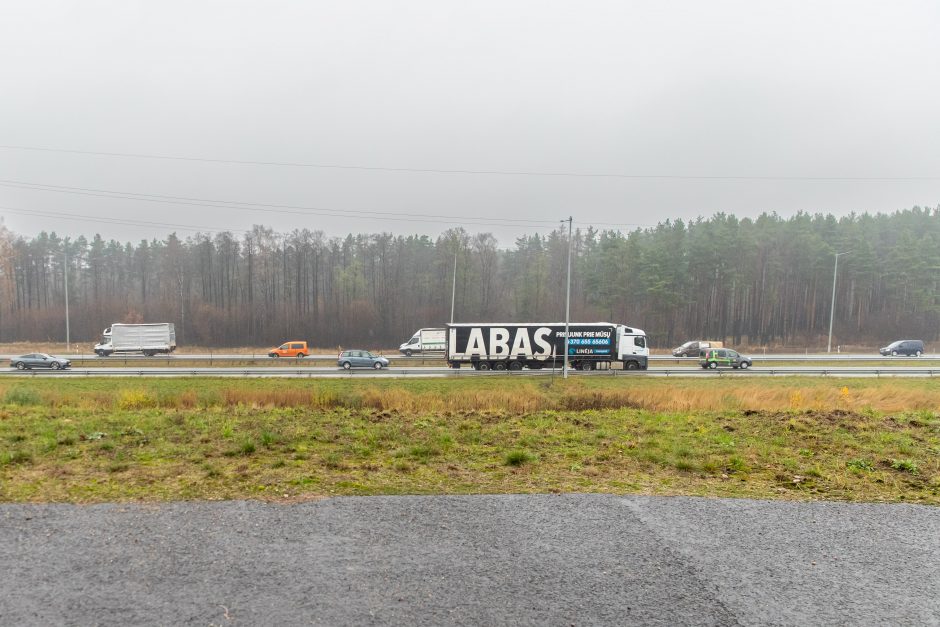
[407,337,418,344]
[635,336,646,348]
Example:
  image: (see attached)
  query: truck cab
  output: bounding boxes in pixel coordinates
[616,325,649,370]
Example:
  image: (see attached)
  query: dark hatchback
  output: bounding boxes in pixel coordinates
[879,340,925,357]
[10,353,72,370]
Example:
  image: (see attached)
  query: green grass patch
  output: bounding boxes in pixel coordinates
[0,377,937,503]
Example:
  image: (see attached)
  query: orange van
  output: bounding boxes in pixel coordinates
[268,341,308,358]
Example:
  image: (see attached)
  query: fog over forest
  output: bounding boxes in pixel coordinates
[2,206,937,349]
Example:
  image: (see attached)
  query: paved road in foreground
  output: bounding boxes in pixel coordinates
[2,495,938,625]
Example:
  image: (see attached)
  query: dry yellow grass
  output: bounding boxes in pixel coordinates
[2,377,938,414]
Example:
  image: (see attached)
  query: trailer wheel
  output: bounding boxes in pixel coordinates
[477,362,491,371]
[508,361,523,371]
[493,362,507,371]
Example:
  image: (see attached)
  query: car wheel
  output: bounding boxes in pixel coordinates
[373,362,382,370]
[709,362,718,369]
[891,350,898,356]
[15,362,25,370]
[51,362,62,370]
[272,353,279,358]
[405,349,413,357]
[915,350,922,357]
[477,362,491,371]
[508,361,523,371]
[740,361,750,369]
[342,361,351,370]
[297,353,306,358]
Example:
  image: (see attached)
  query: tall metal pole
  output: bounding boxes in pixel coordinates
[563,217,573,379]
[63,238,70,352]
[827,251,850,353]
[450,247,457,324]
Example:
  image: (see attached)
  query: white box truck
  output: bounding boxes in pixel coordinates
[446,322,648,371]
[94,323,177,357]
[399,328,446,356]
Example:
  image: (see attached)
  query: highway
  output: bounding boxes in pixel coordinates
[1,365,938,377]
[2,352,938,363]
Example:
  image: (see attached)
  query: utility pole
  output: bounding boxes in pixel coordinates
[562,217,573,379]
[63,238,70,352]
[450,246,457,324]
[827,251,851,353]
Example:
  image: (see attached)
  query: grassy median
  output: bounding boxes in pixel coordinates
[0,378,938,503]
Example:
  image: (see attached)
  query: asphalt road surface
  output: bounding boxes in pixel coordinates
[2,495,938,625]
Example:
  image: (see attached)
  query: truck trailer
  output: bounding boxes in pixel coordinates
[446,322,648,371]
[399,328,446,356]
[94,323,177,357]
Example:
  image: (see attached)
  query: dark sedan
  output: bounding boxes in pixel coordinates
[10,353,72,370]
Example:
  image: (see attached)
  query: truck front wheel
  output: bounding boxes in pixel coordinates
[624,361,639,370]
[405,349,413,357]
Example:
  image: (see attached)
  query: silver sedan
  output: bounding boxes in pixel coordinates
[9,353,72,370]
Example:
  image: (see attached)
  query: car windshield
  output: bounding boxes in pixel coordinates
[680,341,694,348]
[887,341,902,348]
[38,353,51,359]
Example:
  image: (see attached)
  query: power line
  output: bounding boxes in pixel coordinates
[0,204,594,236]
[2,144,938,181]
[0,206,247,234]
[0,179,564,227]
[0,178,655,229]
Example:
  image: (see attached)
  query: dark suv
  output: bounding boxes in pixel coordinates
[700,348,752,369]
[879,340,925,357]
[673,340,722,357]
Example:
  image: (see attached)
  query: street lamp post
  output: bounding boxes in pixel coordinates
[63,238,70,352]
[827,250,851,353]
[562,217,573,379]
[450,246,457,324]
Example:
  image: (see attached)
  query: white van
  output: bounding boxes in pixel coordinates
[399,328,446,356]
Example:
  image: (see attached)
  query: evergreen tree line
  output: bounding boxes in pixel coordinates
[0,206,937,350]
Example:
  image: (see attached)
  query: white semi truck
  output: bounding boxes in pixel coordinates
[94,323,177,357]
[445,322,648,371]
[399,328,446,356]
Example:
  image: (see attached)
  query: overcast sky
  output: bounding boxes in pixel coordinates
[1,1,938,244]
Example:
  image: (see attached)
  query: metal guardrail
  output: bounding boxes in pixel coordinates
[1,367,936,378]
